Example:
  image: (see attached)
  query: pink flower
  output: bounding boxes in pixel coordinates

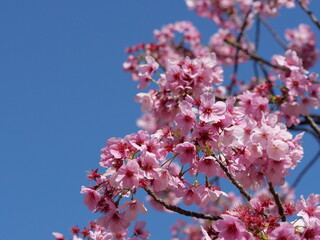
[231,118,256,145]
[176,185,202,206]
[296,194,320,224]
[284,70,308,96]
[137,113,157,133]
[214,214,247,240]
[139,152,161,178]
[200,226,211,240]
[251,123,274,148]
[199,92,226,123]
[126,130,149,152]
[302,224,320,240]
[285,24,318,69]
[175,142,196,165]
[90,230,111,240]
[281,101,301,127]
[269,222,299,240]
[52,232,65,240]
[111,160,143,188]
[150,169,171,192]
[107,137,132,159]
[137,56,159,90]
[246,143,263,159]
[300,95,320,115]
[200,185,227,207]
[130,221,151,240]
[272,50,304,76]
[123,54,139,81]
[72,235,83,240]
[175,101,196,135]
[134,92,154,112]
[112,230,128,240]
[97,211,130,233]
[197,156,221,177]
[267,139,289,161]
[117,200,147,221]
[80,186,101,211]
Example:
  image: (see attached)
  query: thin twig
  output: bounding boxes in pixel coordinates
[224,39,288,71]
[214,156,252,201]
[292,150,320,189]
[268,182,286,222]
[143,187,221,221]
[305,115,320,138]
[296,0,320,30]
[259,16,288,50]
[253,15,261,81]
[233,10,253,76]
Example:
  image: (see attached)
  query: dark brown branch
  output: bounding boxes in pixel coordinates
[310,114,320,122]
[259,16,288,50]
[143,187,222,221]
[297,118,320,126]
[297,0,320,30]
[214,157,253,201]
[305,115,320,138]
[224,39,288,71]
[268,182,286,222]
[292,150,320,189]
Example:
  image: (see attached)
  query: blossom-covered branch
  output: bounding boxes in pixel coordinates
[54,1,320,239]
[268,182,286,222]
[214,156,253,201]
[143,187,222,221]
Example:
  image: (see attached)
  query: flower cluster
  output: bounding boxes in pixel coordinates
[55,0,320,239]
[185,0,306,26]
[172,193,320,240]
[285,23,318,69]
[53,221,150,240]
[272,50,320,126]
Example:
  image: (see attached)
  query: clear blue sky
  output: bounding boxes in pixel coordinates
[0,1,319,239]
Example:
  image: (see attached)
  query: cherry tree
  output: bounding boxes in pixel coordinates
[54,1,320,239]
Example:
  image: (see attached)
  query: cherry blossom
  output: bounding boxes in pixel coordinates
[56,1,320,239]
[214,214,250,240]
[297,194,320,225]
[81,186,101,211]
[199,92,227,122]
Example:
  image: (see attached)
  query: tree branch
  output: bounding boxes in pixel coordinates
[291,149,320,189]
[233,10,253,76]
[296,0,320,30]
[224,39,288,71]
[143,187,222,221]
[268,182,286,222]
[305,115,320,138]
[259,16,288,50]
[214,157,253,201]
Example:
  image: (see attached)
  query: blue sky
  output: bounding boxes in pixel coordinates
[1,1,320,239]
